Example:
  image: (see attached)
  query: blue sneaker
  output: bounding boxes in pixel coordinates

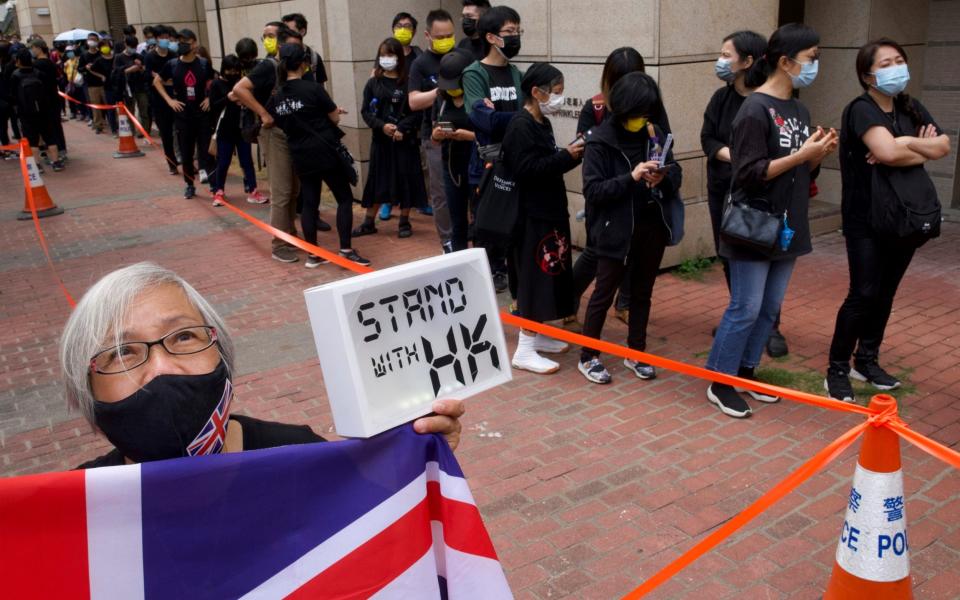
[378,204,393,221]
[418,205,434,216]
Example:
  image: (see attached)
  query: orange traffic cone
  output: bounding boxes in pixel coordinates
[824,394,911,599]
[17,140,63,220]
[113,107,144,158]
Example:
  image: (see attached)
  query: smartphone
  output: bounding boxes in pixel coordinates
[437,121,456,132]
[569,137,585,147]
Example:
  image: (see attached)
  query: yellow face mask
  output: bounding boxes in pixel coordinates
[100,46,111,55]
[263,37,277,56]
[446,88,464,97]
[624,117,648,133]
[394,27,414,45]
[431,36,455,54]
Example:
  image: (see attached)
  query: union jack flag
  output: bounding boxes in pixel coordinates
[186,379,232,456]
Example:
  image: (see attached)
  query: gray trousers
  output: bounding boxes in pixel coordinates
[423,141,451,242]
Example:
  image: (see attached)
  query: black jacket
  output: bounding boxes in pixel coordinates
[582,120,684,262]
[502,109,581,221]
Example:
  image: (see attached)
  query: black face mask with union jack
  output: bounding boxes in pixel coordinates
[94,360,233,463]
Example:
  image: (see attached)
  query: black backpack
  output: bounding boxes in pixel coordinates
[842,96,941,246]
[17,71,45,117]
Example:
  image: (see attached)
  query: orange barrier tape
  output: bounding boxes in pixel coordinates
[622,420,868,599]
[17,141,76,308]
[499,313,876,417]
[886,421,960,471]
[57,91,118,111]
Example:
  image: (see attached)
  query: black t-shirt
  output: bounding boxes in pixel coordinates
[839,94,940,238]
[115,50,148,93]
[79,50,103,87]
[75,415,325,470]
[159,57,214,113]
[145,50,174,96]
[701,84,747,196]
[270,78,342,176]
[247,57,278,108]
[209,78,241,139]
[409,51,443,138]
[435,96,473,169]
[481,63,519,113]
[32,57,59,100]
[90,54,115,88]
[728,92,814,261]
[303,46,328,84]
[456,36,485,61]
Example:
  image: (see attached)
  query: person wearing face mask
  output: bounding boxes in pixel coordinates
[354,38,427,240]
[137,25,156,54]
[577,72,683,385]
[146,26,178,173]
[705,24,838,418]
[61,263,463,469]
[700,31,767,292]
[392,12,423,63]
[824,39,950,404]
[154,29,215,199]
[63,45,84,121]
[27,39,66,164]
[457,0,490,61]
[463,5,524,296]
[115,35,152,138]
[11,48,63,171]
[79,34,109,133]
[408,9,458,252]
[500,63,583,374]
[281,12,328,85]
[208,55,262,208]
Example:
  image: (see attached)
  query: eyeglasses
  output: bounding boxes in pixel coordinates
[90,326,218,375]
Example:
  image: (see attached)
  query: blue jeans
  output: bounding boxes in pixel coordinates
[212,136,256,194]
[706,257,796,375]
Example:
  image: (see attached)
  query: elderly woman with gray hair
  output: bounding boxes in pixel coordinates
[61,263,465,468]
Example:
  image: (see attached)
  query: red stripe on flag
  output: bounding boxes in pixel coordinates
[0,470,90,598]
[287,497,434,599]
[426,480,499,560]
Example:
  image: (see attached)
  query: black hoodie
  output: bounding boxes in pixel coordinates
[582,119,683,262]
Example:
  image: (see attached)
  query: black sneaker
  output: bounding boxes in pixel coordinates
[169,166,179,176]
[339,249,371,266]
[51,160,64,172]
[624,359,656,380]
[398,221,413,239]
[492,271,508,293]
[825,369,855,403]
[183,185,196,199]
[734,366,780,403]
[579,357,612,384]
[707,383,752,418]
[351,221,377,237]
[317,218,332,232]
[851,362,901,391]
[305,254,329,268]
[766,327,789,358]
[271,247,299,263]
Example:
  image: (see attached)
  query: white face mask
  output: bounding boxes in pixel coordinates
[379,56,398,71]
[539,92,565,115]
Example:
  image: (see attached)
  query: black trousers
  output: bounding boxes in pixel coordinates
[707,187,732,290]
[0,105,19,144]
[578,216,669,362]
[299,170,354,250]
[572,246,632,313]
[154,102,177,169]
[828,235,916,372]
[175,113,210,186]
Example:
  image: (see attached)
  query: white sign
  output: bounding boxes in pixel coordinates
[835,464,910,582]
[304,249,511,438]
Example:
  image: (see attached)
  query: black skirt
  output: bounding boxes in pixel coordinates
[361,136,427,209]
[516,216,575,322]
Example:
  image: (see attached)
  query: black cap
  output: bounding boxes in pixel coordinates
[437,49,474,90]
[278,43,306,63]
[178,28,197,41]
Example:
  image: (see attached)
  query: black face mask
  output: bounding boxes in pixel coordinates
[462,17,478,37]
[93,360,233,463]
[177,43,192,56]
[498,35,521,59]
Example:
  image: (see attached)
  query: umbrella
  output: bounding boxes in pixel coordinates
[54,28,96,42]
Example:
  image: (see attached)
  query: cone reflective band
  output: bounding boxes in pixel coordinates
[304,249,511,438]
[824,395,912,599]
[18,140,63,220]
[113,108,144,158]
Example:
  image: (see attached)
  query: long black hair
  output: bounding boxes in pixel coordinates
[722,30,767,88]
[856,38,924,127]
[600,47,644,100]
[373,37,408,86]
[745,23,819,84]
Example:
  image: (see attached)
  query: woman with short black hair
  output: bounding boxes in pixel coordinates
[824,38,950,403]
[705,24,837,418]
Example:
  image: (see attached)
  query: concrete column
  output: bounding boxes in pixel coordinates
[49,0,110,34]
[921,0,960,207]
[16,0,54,37]
[125,0,208,49]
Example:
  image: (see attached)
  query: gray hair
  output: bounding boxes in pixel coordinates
[60,262,235,426]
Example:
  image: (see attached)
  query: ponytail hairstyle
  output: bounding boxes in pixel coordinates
[855,38,924,128]
[722,30,767,88]
[746,23,819,86]
[277,43,306,83]
[600,47,645,101]
[373,37,408,86]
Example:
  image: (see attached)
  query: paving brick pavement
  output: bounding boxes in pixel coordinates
[1,120,959,598]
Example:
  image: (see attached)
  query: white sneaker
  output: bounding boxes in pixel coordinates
[511,332,559,374]
[533,333,569,354]
[199,169,209,184]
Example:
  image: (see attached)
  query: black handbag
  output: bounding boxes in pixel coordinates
[720,188,782,255]
[474,153,519,242]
